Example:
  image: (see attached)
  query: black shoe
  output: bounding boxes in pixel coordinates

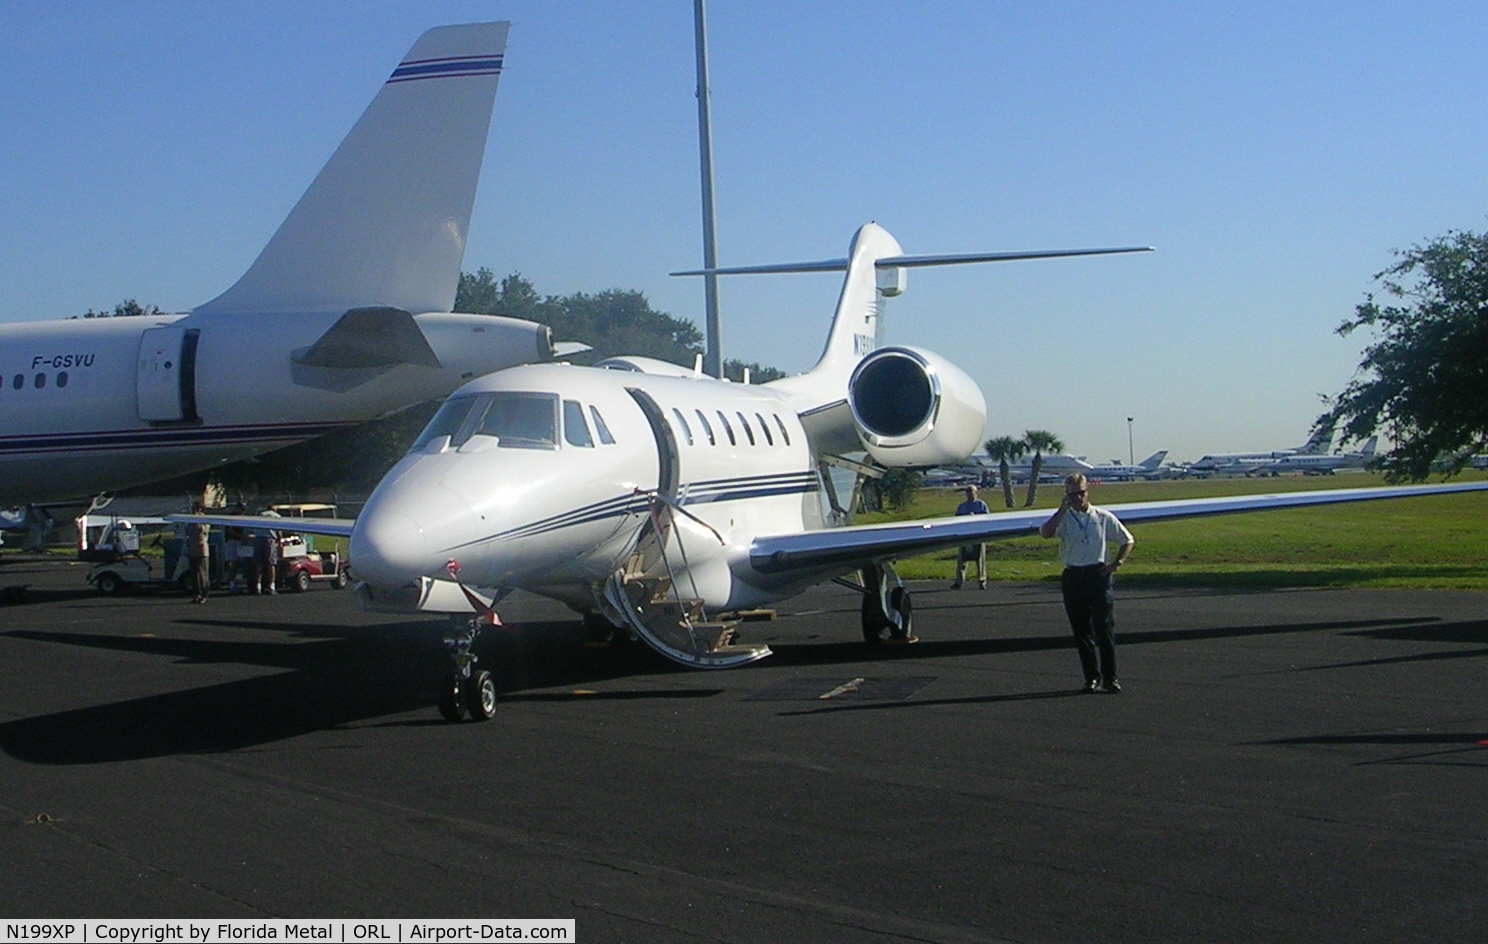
[1102,679,1122,693]
[1083,679,1100,693]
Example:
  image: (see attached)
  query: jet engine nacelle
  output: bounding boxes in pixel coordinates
[847,346,987,468]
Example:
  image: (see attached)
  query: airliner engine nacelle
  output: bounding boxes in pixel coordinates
[847,346,987,468]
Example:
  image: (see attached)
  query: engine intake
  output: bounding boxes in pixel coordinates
[847,346,987,468]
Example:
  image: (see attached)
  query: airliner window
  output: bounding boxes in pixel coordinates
[716,410,735,445]
[12,375,22,390]
[57,372,69,388]
[590,405,616,445]
[774,414,791,446]
[563,400,594,448]
[694,409,715,445]
[671,407,694,446]
[736,411,756,445]
[410,396,479,451]
[756,413,774,446]
[474,392,559,449]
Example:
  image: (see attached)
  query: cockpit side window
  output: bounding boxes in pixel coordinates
[590,405,616,445]
[410,396,481,451]
[563,400,594,448]
[473,392,559,449]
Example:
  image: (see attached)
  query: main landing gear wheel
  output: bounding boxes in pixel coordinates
[859,564,914,645]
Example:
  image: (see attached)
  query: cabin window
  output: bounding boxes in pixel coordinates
[474,392,560,449]
[590,405,616,445]
[56,372,68,388]
[694,409,715,445]
[671,407,694,446]
[12,375,22,390]
[411,395,481,451]
[562,400,594,448]
[756,413,774,446]
[774,414,791,446]
[34,373,46,390]
[736,411,756,445]
[716,410,735,445]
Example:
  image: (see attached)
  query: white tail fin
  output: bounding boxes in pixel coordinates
[194,22,510,317]
[1139,450,1168,469]
[1299,421,1335,455]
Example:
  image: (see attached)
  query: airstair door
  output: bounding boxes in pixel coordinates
[137,326,200,423]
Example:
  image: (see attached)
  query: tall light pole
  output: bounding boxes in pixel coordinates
[694,0,723,378]
[1127,417,1135,466]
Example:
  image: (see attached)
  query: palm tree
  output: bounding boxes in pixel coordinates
[983,436,1026,508]
[1022,429,1065,507]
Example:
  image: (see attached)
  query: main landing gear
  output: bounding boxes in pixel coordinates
[438,615,497,722]
[855,562,916,645]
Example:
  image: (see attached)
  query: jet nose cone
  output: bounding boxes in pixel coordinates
[350,484,472,589]
[349,510,428,589]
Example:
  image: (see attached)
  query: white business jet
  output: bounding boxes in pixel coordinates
[1185,423,1335,476]
[0,22,559,509]
[181,223,1488,722]
[1088,450,1169,482]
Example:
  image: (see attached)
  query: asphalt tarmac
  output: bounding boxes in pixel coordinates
[1,552,1485,942]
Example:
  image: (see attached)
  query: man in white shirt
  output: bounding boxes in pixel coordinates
[1040,473,1134,692]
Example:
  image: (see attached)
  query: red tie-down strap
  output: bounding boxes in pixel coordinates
[445,559,502,626]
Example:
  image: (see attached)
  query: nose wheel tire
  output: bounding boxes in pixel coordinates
[437,673,465,722]
[464,670,497,721]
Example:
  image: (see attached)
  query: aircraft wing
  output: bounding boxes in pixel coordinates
[747,481,1488,575]
[166,514,354,538]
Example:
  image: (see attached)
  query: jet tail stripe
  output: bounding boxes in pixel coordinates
[388,55,504,83]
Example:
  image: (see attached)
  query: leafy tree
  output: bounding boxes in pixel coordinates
[983,435,1026,508]
[1320,228,1488,482]
[458,270,703,366]
[74,299,162,319]
[878,467,923,510]
[724,360,787,383]
[1022,430,1064,506]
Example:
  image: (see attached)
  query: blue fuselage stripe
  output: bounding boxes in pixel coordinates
[0,422,355,456]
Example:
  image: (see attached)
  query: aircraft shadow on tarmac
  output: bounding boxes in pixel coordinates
[0,611,1469,765]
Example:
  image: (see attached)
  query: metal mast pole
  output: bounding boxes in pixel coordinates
[694,0,723,378]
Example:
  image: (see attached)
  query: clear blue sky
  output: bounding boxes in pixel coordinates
[3,1,1486,463]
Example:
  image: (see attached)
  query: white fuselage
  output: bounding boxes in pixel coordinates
[349,363,827,613]
[0,310,548,505]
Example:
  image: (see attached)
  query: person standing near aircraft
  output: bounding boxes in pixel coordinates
[252,508,282,595]
[951,485,990,589]
[1040,473,1134,692]
[185,505,210,604]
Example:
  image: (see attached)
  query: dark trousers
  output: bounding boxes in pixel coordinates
[1061,564,1117,684]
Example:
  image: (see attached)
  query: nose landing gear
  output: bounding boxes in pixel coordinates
[438,615,497,722]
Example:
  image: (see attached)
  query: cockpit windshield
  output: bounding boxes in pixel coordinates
[472,392,558,448]
[409,392,560,452]
[410,396,478,451]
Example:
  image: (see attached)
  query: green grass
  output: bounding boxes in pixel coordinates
[872,471,1488,590]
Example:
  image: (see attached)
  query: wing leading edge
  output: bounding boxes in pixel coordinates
[748,481,1488,575]
[166,514,355,539]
